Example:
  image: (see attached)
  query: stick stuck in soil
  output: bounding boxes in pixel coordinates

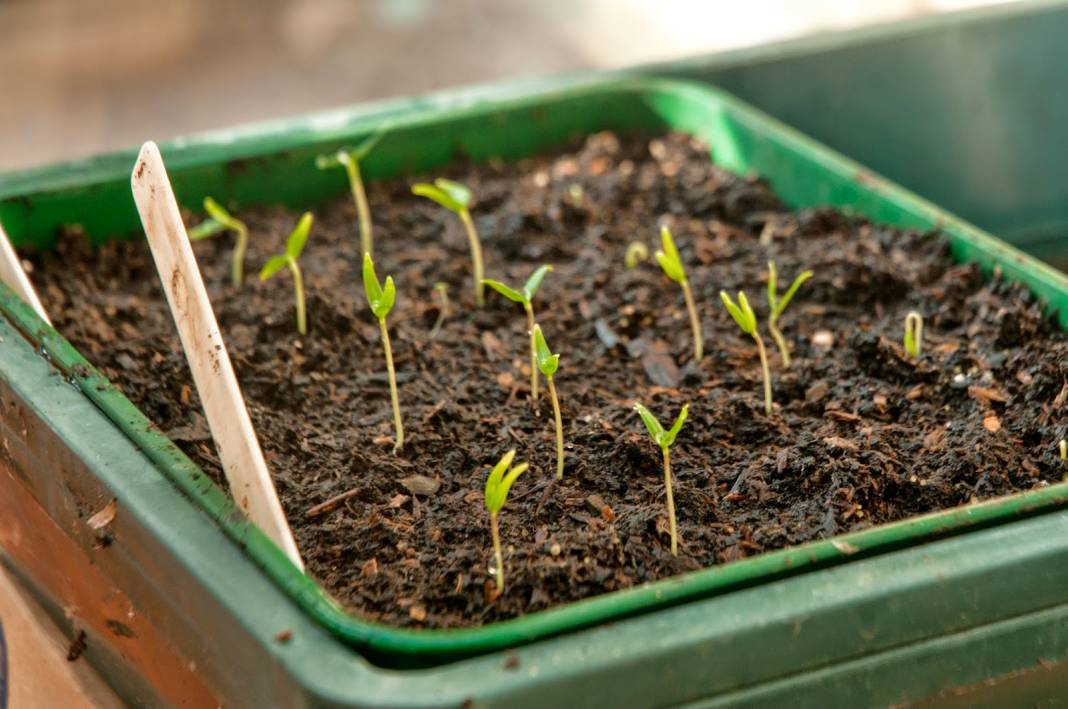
[0,221,50,324]
[130,141,303,569]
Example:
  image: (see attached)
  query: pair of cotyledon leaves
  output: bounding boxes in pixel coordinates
[484,449,528,515]
[634,403,689,451]
[314,130,386,171]
[361,253,396,321]
[259,212,313,282]
[483,264,553,309]
[412,178,472,214]
[188,197,244,241]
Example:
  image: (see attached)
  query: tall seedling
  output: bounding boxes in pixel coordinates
[315,130,385,257]
[483,265,553,406]
[412,179,486,306]
[259,212,313,335]
[362,253,404,452]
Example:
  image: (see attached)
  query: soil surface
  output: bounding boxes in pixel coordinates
[28,132,1068,629]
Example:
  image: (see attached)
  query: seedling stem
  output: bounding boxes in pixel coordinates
[188,197,250,286]
[413,179,485,306]
[315,131,384,257]
[483,265,553,407]
[721,290,773,415]
[362,253,404,451]
[766,260,812,368]
[654,226,702,361]
[904,311,924,358]
[259,212,313,335]
[484,450,528,591]
[634,402,689,556]
[533,324,565,478]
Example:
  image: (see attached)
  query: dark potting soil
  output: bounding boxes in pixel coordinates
[28,132,1068,629]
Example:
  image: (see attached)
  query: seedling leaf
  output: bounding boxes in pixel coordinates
[188,218,226,241]
[286,212,313,259]
[654,226,687,284]
[532,324,559,377]
[260,255,289,282]
[411,184,463,213]
[662,404,689,447]
[774,267,813,316]
[434,178,472,209]
[203,197,240,230]
[625,242,649,269]
[485,449,527,514]
[720,290,756,335]
[634,402,665,443]
[522,264,553,301]
[483,279,526,304]
[362,253,395,320]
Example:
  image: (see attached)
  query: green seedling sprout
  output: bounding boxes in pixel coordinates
[904,311,924,358]
[315,130,384,257]
[1061,438,1067,466]
[766,260,813,368]
[189,197,250,286]
[532,324,566,479]
[720,290,773,416]
[484,449,529,591]
[655,226,703,361]
[634,402,689,556]
[483,265,554,406]
[259,212,313,335]
[429,282,450,339]
[625,241,649,269]
[362,253,404,452]
[412,178,485,306]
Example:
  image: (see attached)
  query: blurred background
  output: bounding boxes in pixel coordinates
[1,0,1010,172]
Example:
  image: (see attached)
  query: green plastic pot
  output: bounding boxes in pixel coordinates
[2,77,1068,706]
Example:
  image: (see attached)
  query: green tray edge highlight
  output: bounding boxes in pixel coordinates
[1,77,1067,663]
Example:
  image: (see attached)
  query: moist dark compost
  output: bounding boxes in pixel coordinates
[29,132,1068,629]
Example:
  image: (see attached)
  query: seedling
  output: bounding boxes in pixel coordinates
[362,253,404,452]
[259,212,313,335]
[655,226,703,361]
[484,449,529,592]
[634,402,689,556]
[625,241,648,269]
[721,290,773,416]
[533,325,565,478]
[315,130,384,257]
[1061,439,1067,464]
[429,281,450,339]
[412,178,485,306]
[904,311,924,358]
[483,264,553,406]
[189,197,250,286]
[766,260,813,368]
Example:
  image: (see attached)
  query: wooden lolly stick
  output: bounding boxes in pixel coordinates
[0,221,50,324]
[130,141,303,569]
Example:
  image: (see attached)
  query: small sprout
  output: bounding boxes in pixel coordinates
[189,197,250,286]
[904,311,924,358]
[720,290,773,416]
[533,324,565,479]
[634,402,689,556]
[1061,438,1067,463]
[766,261,813,368]
[259,212,312,335]
[412,178,485,307]
[428,282,450,339]
[625,242,649,269]
[484,449,529,591]
[315,130,385,257]
[568,183,585,205]
[483,265,553,407]
[655,226,703,361]
[362,253,404,452]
